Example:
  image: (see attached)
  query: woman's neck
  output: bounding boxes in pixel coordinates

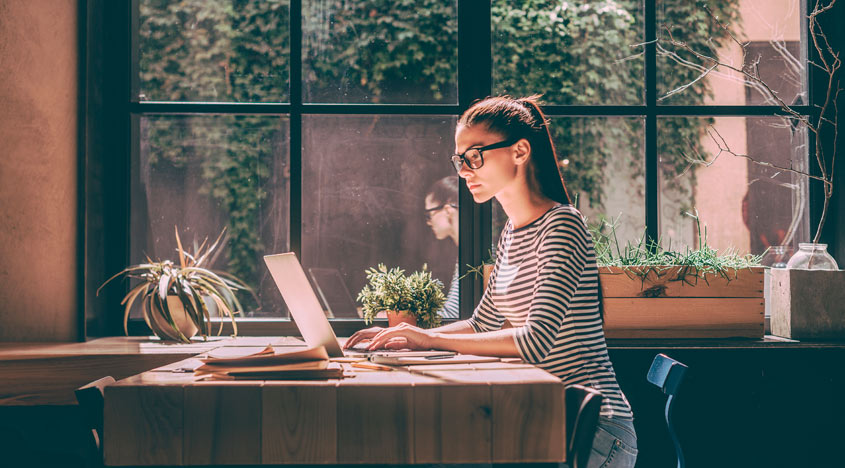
[496,181,558,229]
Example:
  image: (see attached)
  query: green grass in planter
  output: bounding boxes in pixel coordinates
[589,211,764,286]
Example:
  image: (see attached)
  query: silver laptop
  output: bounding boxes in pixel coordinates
[263,253,454,359]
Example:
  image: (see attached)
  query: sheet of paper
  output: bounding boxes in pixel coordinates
[369,354,500,366]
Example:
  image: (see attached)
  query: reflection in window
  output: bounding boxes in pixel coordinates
[132,115,290,318]
[302,116,458,319]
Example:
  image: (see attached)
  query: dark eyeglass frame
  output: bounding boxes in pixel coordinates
[450,138,520,172]
[424,203,457,220]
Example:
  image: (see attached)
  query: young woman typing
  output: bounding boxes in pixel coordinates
[345,95,637,467]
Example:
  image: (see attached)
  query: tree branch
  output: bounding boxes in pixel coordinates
[687,125,833,188]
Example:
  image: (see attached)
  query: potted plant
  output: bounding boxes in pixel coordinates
[357,264,446,329]
[591,213,765,339]
[97,227,250,343]
[462,246,497,292]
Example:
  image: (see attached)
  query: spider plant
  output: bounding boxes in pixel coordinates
[97,227,250,343]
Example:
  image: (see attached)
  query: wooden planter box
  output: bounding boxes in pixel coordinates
[599,266,765,339]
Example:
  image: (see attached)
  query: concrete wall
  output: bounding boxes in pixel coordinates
[0,0,78,341]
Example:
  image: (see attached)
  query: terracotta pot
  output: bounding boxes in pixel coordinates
[147,295,199,342]
[386,310,417,327]
[482,264,494,291]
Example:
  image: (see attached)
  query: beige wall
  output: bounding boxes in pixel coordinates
[0,0,79,341]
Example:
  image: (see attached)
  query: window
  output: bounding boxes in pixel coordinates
[88,0,832,336]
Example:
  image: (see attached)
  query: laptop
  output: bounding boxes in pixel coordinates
[263,253,454,359]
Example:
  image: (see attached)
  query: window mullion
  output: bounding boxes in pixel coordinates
[645,0,659,249]
[457,0,493,320]
[289,0,303,258]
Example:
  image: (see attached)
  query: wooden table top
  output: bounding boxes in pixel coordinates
[104,349,566,466]
[0,336,306,405]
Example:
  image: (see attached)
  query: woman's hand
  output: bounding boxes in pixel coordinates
[367,322,438,351]
[343,326,384,349]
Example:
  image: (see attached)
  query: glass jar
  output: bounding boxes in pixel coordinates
[785,243,839,270]
[760,245,792,269]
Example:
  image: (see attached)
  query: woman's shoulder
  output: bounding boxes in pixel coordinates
[540,204,588,233]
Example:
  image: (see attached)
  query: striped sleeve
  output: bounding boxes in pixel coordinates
[467,272,504,332]
[438,263,460,319]
[513,218,588,363]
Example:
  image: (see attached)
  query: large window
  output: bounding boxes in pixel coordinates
[89,0,827,336]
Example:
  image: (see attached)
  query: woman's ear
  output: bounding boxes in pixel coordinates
[512,138,531,166]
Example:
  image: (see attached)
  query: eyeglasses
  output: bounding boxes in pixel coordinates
[450,138,519,172]
[424,203,456,221]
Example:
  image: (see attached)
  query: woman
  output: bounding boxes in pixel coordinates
[346,95,637,467]
[424,175,460,319]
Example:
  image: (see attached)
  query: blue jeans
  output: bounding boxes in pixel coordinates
[586,416,638,468]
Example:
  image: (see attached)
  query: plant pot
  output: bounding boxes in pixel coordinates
[599,266,765,339]
[482,264,494,291]
[386,310,417,327]
[769,268,845,339]
[146,295,199,342]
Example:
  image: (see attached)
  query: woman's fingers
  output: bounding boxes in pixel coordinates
[369,325,408,348]
[344,327,382,349]
[384,337,410,350]
[367,328,400,350]
[368,327,427,350]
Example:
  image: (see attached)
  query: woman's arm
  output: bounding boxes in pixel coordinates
[343,318,474,349]
[365,323,520,357]
[435,319,475,334]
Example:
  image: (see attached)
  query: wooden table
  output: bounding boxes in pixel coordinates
[103,350,566,466]
[0,336,305,405]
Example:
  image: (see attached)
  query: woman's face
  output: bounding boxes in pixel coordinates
[424,194,454,240]
[454,124,525,204]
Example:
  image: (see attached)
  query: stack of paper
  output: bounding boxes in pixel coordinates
[195,345,343,380]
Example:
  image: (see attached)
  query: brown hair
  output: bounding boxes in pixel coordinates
[457,95,571,205]
[426,175,459,206]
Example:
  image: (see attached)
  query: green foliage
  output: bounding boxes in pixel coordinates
[357,264,445,329]
[139,0,289,102]
[138,0,742,308]
[303,0,456,102]
[493,0,741,207]
[406,268,447,329]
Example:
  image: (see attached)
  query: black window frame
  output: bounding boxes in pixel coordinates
[81,0,843,339]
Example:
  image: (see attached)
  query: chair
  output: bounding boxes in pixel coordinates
[75,376,115,466]
[647,353,689,468]
[566,384,604,468]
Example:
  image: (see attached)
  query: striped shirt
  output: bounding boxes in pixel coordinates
[467,204,633,419]
[439,262,460,319]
